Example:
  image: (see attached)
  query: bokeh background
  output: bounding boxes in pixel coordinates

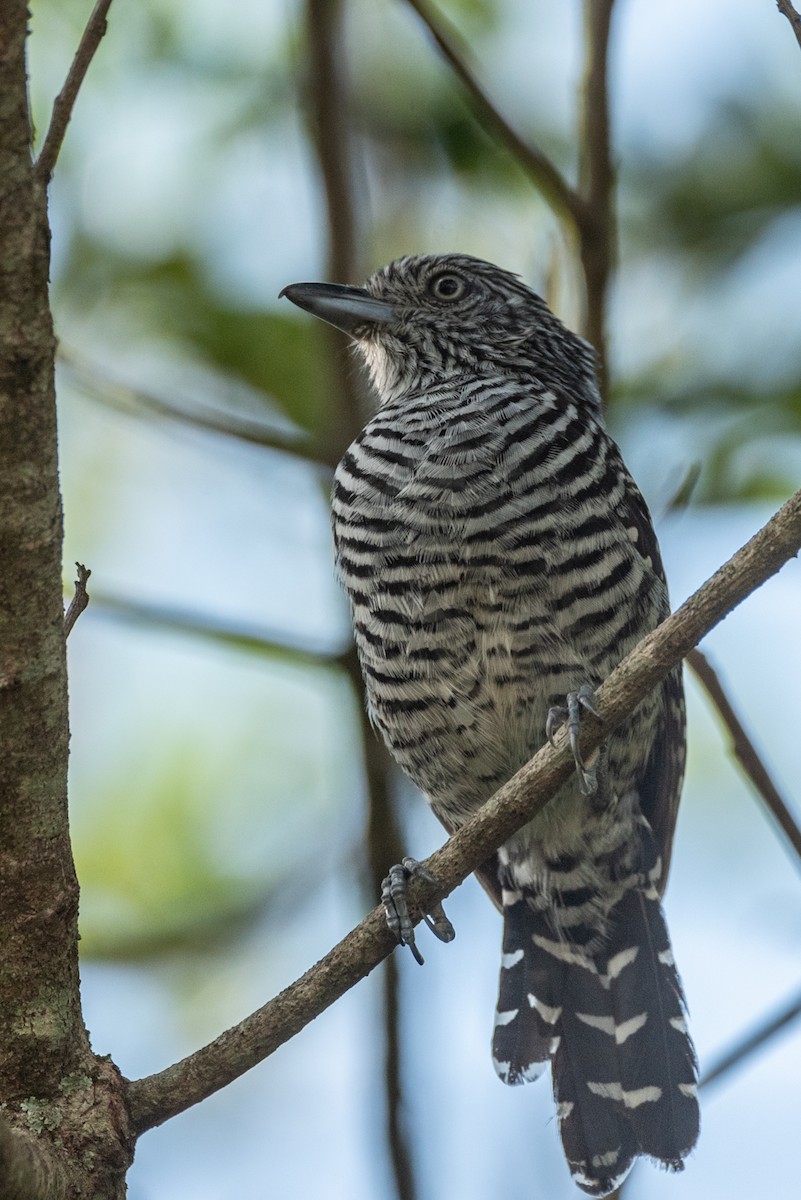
[28,0,801,1196]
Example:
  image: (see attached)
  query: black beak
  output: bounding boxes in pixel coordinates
[279,281,395,335]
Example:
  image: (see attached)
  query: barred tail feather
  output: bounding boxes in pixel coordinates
[603,886,699,1166]
[492,891,561,1085]
[553,970,639,1194]
[492,886,699,1197]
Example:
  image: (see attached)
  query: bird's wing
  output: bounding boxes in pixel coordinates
[613,461,687,893]
[639,663,687,892]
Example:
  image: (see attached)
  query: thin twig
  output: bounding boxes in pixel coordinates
[34,0,116,184]
[63,563,91,638]
[687,648,801,866]
[701,983,801,1090]
[402,0,581,228]
[125,486,801,1135]
[777,0,801,51]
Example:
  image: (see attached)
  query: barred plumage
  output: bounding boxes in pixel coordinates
[281,254,699,1196]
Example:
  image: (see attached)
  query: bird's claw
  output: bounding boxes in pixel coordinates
[546,684,600,796]
[381,856,455,966]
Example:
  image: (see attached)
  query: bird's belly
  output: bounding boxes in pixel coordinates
[354,574,577,828]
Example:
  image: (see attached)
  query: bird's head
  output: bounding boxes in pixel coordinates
[280,253,599,408]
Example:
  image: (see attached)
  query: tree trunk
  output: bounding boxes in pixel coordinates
[0,6,132,1196]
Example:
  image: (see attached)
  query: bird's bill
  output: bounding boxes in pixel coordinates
[279,281,396,335]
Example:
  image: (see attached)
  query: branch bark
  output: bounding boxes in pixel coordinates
[126,485,801,1135]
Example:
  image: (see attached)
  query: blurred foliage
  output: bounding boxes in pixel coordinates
[75,745,270,961]
[626,103,801,272]
[613,96,801,500]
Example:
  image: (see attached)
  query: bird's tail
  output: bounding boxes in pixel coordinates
[492,883,699,1196]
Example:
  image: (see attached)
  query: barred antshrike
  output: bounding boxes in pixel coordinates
[281,254,699,1195]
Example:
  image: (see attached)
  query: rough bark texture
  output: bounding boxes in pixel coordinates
[0,6,133,1196]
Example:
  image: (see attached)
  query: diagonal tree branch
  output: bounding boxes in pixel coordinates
[688,647,801,866]
[34,0,116,184]
[402,0,581,228]
[777,0,801,51]
[126,486,801,1136]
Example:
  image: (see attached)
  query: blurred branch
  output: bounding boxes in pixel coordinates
[379,951,417,1200]
[126,485,801,1134]
[777,0,801,51]
[577,0,616,392]
[402,0,581,229]
[345,651,418,1200]
[305,0,369,449]
[701,983,801,1090]
[687,648,801,866]
[59,349,329,471]
[64,562,91,638]
[306,0,360,291]
[305,8,416,1196]
[84,589,349,669]
[403,0,619,394]
[34,0,115,184]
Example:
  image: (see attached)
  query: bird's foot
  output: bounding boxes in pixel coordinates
[381,856,455,966]
[546,684,601,796]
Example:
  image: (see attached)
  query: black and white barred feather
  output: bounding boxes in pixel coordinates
[282,254,699,1196]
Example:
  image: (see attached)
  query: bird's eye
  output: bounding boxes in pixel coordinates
[428,272,467,301]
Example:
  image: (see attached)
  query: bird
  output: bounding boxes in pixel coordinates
[280,253,699,1196]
